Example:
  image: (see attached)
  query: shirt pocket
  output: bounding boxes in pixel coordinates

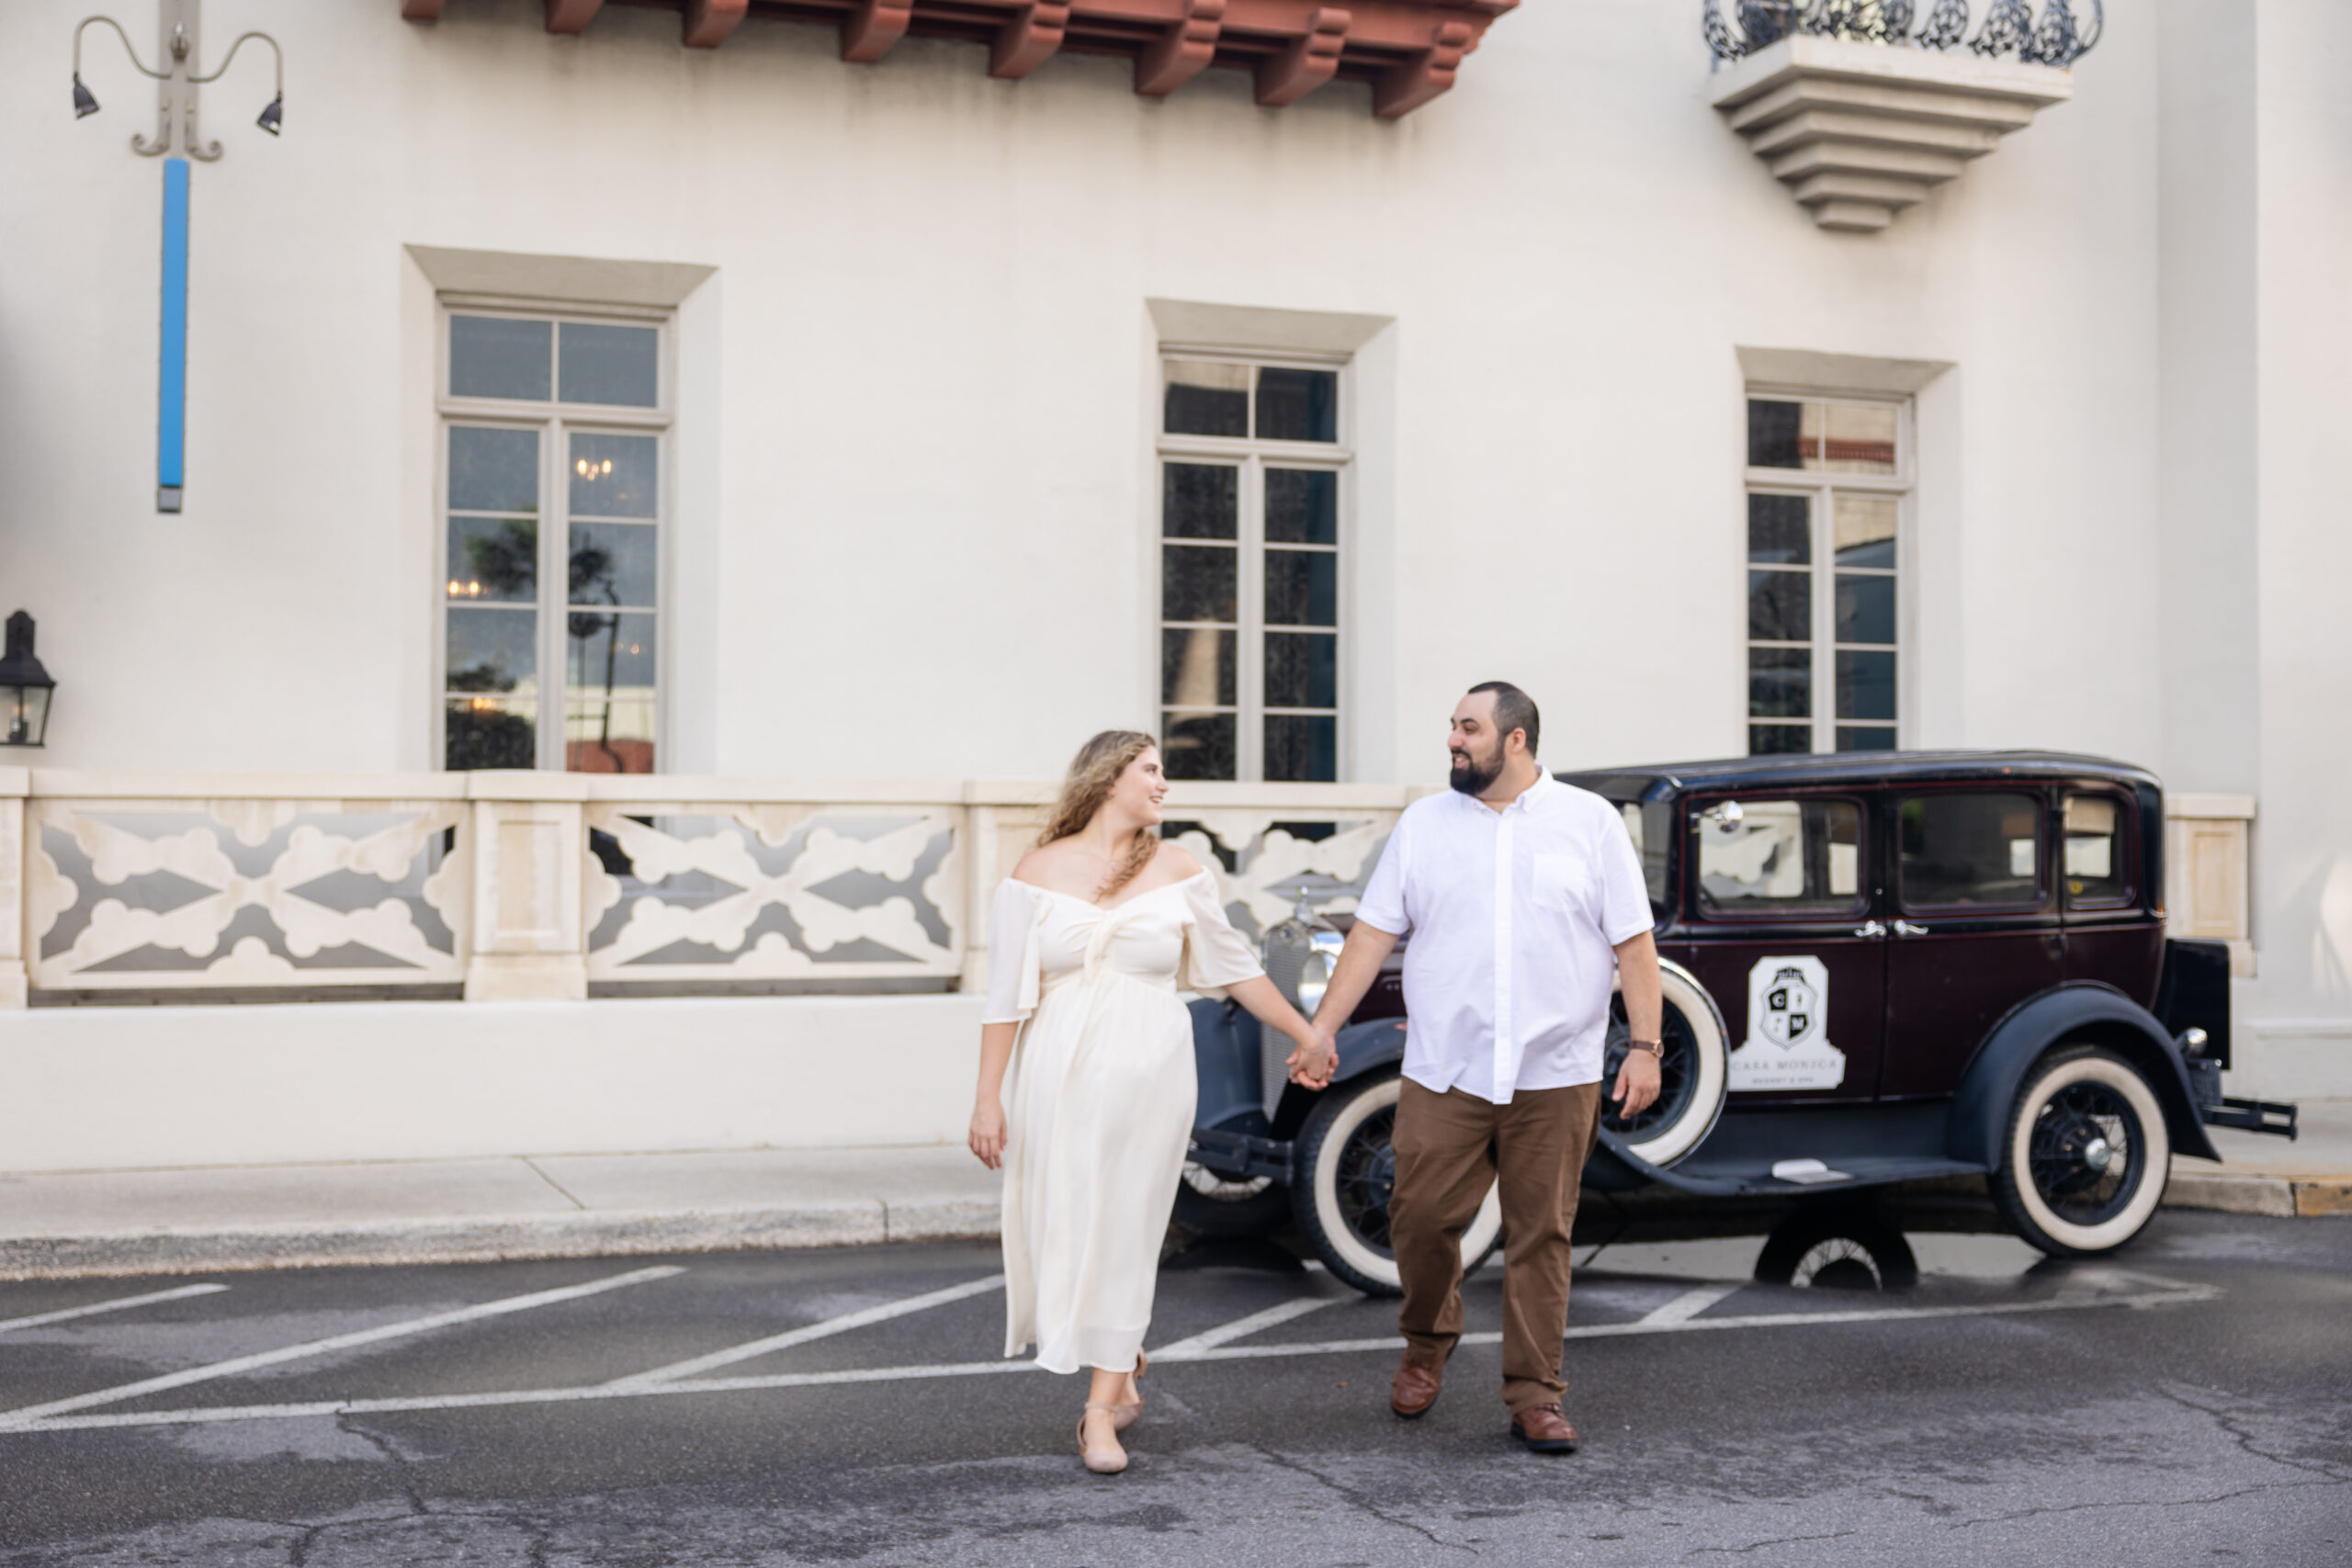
[1531,852,1590,917]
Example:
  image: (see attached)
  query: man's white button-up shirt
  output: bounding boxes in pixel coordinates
[1354,772,1656,1105]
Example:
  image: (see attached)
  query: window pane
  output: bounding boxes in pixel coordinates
[1161,711,1236,780]
[1256,368,1339,443]
[1749,723,1811,756]
[568,522,657,609]
[1747,400,1811,468]
[446,696,537,770]
[1164,360,1249,437]
[559,322,658,408]
[570,433,657,519]
[447,516,537,603]
[1748,569,1811,642]
[1696,799,1862,912]
[1835,574,1896,646]
[2063,794,2130,903]
[1265,468,1339,544]
[1836,649,1896,720]
[566,608,656,693]
[1162,626,1236,708]
[447,604,536,694]
[448,426,539,513]
[567,699,656,773]
[1837,725,1897,751]
[1748,493,1810,564]
[1163,464,1238,540]
[1264,715,1338,783]
[1899,793,2043,908]
[1748,646,1810,718]
[1825,402,1898,475]
[1162,544,1237,623]
[1834,493,1897,568]
[449,316,551,402]
[1265,548,1338,627]
[1265,632,1338,709]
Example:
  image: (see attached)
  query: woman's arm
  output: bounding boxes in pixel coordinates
[968,1021,1017,1169]
[1220,975,1338,1090]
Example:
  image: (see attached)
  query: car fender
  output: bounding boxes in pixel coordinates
[1947,982,2220,1167]
[1189,998,1265,1132]
[1267,1017,1408,1139]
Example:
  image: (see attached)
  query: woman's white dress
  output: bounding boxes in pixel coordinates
[982,869,1264,1375]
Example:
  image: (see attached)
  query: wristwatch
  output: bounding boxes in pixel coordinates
[1626,1038,1666,1060]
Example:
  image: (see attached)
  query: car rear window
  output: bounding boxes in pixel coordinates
[2063,793,2132,906]
[1898,792,2044,908]
[1695,798,1863,915]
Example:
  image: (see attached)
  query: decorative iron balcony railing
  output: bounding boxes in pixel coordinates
[1704,0,2102,68]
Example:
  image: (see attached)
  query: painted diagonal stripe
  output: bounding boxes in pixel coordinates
[0,1265,684,1428]
[605,1274,1006,1389]
[0,1280,2217,1437]
[1635,1283,1742,1325]
[0,1284,229,1336]
[1150,1297,1338,1361]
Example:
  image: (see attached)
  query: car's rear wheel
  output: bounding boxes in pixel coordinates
[1990,1044,2171,1257]
[1171,1162,1290,1237]
[1292,1071,1502,1297]
[1601,959,1730,1167]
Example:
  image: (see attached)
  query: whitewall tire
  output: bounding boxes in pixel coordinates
[1291,1072,1502,1297]
[1605,958,1730,1168]
[1991,1044,2171,1258]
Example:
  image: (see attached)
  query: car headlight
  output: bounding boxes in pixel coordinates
[1296,950,1333,1015]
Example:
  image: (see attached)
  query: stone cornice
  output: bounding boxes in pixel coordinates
[400,0,1518,118]
[1712,35,2072,232]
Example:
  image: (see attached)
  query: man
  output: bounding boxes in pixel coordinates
[1305,682,1663,1452]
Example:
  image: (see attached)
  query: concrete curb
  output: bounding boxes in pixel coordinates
[2162,1171,2352,1220]
[0,1200,1002,1281]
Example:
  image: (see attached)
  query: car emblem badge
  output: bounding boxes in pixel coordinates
[1732,954,1847,1091]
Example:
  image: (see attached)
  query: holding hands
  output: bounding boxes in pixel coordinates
[1285,1028,1340,1090]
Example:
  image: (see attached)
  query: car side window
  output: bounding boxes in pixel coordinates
[1619,800,1673,909]
[1695,798,1863,916]
[1898,792,2044,909]
[2062,793,2132,907]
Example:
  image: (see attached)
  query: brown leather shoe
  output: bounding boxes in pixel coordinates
[1510,1404,1578,1453]
[1390,1352,1447,1418]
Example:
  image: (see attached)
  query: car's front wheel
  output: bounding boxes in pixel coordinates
[1990,1044,2171,1257]
[1292,1071,1502,1296]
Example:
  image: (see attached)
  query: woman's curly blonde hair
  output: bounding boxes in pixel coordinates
[1036,729,1160,899]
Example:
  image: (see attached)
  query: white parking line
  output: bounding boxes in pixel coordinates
[0,1276,2215,1437]
[1151,1297,1339,1362]
[1635,1284,1743,1326]
[0,1284,230,1336]
[605,1274,1006,1390]
[0,1265,683,1429]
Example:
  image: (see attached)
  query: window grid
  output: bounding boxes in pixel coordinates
[1744,393,1909,757]
[1158,352,1350,783]
[436,306,670,774]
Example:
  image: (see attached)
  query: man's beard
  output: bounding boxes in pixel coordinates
[1449,742,1504,796]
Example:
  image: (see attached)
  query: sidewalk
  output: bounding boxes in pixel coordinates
[2,1103,2344,1281]
[0,1146,1002,1280]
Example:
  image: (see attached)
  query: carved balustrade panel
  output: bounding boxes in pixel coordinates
[1160,808,1399,941]
[28,797,468,990]
[583,802,965,983]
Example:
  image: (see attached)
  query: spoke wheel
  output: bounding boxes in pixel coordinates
[1292,1073,1501,1296]
[1171,1160,1289,1238]
[1600,959,1730,1168]
[1991,1044,2171,1258]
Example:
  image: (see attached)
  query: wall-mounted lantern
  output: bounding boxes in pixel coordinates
[0,613,56,749]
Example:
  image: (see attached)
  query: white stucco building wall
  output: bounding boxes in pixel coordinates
[0,0,2341,1168]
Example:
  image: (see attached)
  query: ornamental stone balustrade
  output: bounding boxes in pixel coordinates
[398,0,1516,118]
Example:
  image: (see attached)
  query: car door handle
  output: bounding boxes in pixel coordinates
[1853,919,1886,937]
[1893,919,1929,936]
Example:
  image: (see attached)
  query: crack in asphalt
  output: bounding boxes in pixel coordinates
[1951,1477,2349,1529]
[1689,1527,1860,1555]
[1250,1443,1477,1554]
[2154,1383,2352,1483]
[334,1415,430,1518]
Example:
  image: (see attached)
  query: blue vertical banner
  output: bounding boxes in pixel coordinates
[157,156,189,513]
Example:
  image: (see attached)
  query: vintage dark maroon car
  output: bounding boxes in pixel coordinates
[1183,751,2296,1295]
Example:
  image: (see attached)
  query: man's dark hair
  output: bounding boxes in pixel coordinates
[1467,681,1540,758]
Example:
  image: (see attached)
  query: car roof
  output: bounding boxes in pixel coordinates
[1558,750,2160,801]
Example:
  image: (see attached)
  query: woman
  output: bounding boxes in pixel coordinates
[968,730,1334,1474]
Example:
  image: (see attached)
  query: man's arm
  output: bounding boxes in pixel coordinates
[1295,920,1402,1088]
[1611,929,1664,1118]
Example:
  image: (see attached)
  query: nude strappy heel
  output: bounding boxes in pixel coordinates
[1111,1351,1148,1433]
[1079,1404,1128,1474]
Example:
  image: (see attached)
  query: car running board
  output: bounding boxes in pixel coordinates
[2201,1097,2298,1140]
[1595,1131,1985,1198]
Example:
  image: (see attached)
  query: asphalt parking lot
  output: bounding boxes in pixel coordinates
[1,1209,2347,1567]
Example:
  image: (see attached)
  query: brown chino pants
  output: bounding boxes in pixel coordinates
[1391,1077,1604,1415]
